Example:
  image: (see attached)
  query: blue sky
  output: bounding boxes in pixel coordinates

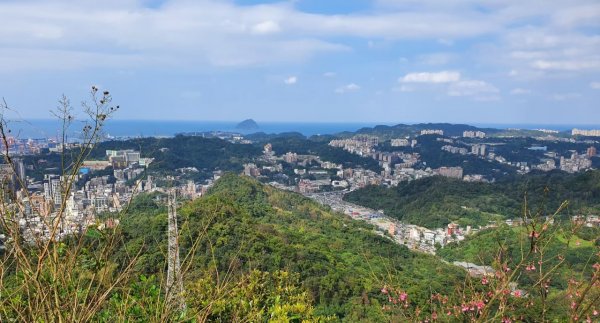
[1,0,599,124]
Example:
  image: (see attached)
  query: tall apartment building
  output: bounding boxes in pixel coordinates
[43,174,63,206]
[471,144,487,156]
[463,131,486,138]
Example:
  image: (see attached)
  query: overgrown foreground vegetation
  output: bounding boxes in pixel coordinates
[1,173,598,321]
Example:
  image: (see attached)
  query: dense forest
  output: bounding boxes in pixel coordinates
[337,123,501,139]
[344,170,600,229]
[3,173,598,321]
[113,174,464,319]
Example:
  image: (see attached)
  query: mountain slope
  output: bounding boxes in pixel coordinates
[344,170,600,229]
[118,173,465,319]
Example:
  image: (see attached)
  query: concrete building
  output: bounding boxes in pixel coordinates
[572,129,600,137]
[391,139,410,147]
[471,144,487,156]
[420,129,444,136]
[435,167,463,179]
[283,152,298,163]
[43,174,62,207]
[560,152,592,173]
[463,131,486,138]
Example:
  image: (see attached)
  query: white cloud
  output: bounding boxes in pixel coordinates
[510,88,531,95]
[284,76,297,85]
[447,80,499,97]
[400,71,461,83]
[335,83,361,93]
[251,20,281,35]
[532,60,600,71]
[323,72,336,77]
[591,82,600,89]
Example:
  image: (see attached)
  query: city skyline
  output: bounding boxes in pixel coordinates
[1,0,599,124]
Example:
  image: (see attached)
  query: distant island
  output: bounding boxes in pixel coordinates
[235,119,260,131]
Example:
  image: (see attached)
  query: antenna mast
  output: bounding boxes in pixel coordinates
[166,188,185,310]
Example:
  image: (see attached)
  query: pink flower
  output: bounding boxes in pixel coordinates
[481,277,489,285]
[475,301,485,311]
[571,302,577,310]
[513,290,522,298]
[399,292,408,302]
[461,304,470,312]
[381,287,388,294]
[432,312,438,320]
[502,317,512,323]
[593,309,598,316]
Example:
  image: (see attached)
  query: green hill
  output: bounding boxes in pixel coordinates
[117,173,464,319]
[336,123,501,140]
[344,170,600,229]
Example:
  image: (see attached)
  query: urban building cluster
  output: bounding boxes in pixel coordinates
[3,124,599,249]
[306,191,492,254]
[560,152,593,173]
[328,135,379,156]
[5,147,217,243]
[0,136,79,155]
[391,138,417,147]
[572,215,600,228]
[420,129,444,135]
[463,131,486,138]
[572,129,600,137]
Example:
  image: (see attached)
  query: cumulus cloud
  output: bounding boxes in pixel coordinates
[0,0,599,109]
[251,20,281,35]
[335,83,361,93]
[400,71,461,83]
[284,76,297,85]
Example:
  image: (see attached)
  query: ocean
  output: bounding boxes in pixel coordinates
[8,119,393,139]
[6,119,599,140]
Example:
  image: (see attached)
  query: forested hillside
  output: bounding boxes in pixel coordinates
[115,174,464,320]
[344,170,600,228]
